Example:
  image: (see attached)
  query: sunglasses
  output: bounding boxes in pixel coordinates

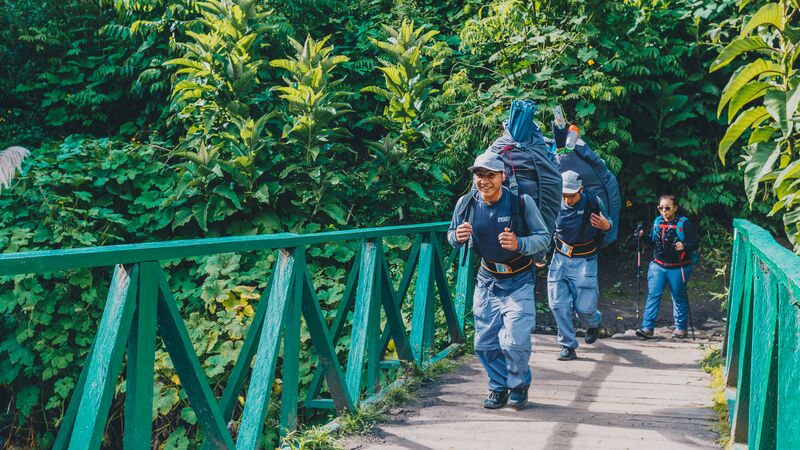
[657,206,673,211]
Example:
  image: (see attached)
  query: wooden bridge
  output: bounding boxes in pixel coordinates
[346,336,718,450]
[0,219,797,449]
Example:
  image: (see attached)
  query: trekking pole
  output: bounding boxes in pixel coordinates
[686,295,696,340]
[677,250,695,340]
[634,224,643,321]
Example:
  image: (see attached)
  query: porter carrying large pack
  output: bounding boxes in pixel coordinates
[554,138,621,247]
[458,100,562,241]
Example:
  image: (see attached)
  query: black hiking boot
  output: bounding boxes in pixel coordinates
[483,389,509,409]
[635,328,654,339]
[585,327,600,344]
[557,346,577,361]
[507,386,529,410]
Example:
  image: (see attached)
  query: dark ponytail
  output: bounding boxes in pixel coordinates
[658,194,679,208]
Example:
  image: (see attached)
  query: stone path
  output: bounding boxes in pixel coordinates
[345,334,719,450]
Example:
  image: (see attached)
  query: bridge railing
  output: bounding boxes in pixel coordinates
[0,222,475,449]
[725,219,800,449]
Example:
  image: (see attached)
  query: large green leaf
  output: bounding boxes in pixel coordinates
[728,81,770,122]
[740,2,784,37]
[719,106,771,162]
[743,141,781,205]
[320,203,348,225]
[710,36,773,72]
[781,199,800,251]
[15,385,40,418]
[784,25,800,44]
[749,125,779,145]
[405,181,430,201]
[787,82,800,120]
[764,88,793,135]
[774,158,800,189]
[718,59,784,117]
[192,201,209,231]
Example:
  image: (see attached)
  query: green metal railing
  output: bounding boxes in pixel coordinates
[0,222,476,449]
[725,219,800,449]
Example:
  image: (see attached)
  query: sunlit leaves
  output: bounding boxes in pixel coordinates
[709,36,773,72]
[362,20,445,139]
[718,59,784,118]
[713,0,800,249]
[271,35,352,162]
[167,0,271,175]
[718,106,770,162]
[739,2,783,37]
[742,141,780,205]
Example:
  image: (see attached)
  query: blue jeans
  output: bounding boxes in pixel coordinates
[641,262,693,330]
[473,269,536,392]
[547,253,602,349]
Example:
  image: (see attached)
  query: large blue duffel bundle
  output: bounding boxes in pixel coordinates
[554,138,621,247]
[486,100,563,241]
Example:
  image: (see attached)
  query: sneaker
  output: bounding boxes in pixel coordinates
[557,346,577,361]
[585,327,600,344]
[483,389,509,409]
[671,329,687,339]
[635,328,653,339]
[507,386,529,410]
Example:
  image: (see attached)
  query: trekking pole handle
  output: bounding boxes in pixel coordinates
[634,223,644,268]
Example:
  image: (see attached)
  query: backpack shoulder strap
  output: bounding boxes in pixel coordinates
[578,194,597,239]
[676,216,688,242]
[589,194,601,214]
[508,191,528,236]
[594,195,606,216]
[651,216,663,241]
[456,192,477,223]
[499,145,520,195]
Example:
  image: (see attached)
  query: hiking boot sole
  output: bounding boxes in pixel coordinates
[483,401,507,409]
[635,330,654,340]
[508,398,528,410]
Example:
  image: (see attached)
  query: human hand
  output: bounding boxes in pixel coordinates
[455,222,472,243]
[590,212,611,231]
[499,227,519,251]
[674,241,685,251]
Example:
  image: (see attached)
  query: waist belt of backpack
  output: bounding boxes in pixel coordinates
[555,237,597,257]
[655,257,691,283]
[481,254,533,276]
[654,258,690,268]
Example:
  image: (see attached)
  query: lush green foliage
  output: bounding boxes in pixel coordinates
[711,0,800,249]
[0,0,778,447]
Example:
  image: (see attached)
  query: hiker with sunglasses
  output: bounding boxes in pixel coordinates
[635,195,699,339]
[448,151,551,410]
[548,171,611,361]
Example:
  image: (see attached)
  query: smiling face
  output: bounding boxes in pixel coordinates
[657,197,677,221]
[473,169,505,202]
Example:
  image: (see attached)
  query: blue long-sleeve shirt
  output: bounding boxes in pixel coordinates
[554,190,611,245]
[447,189,551,258]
